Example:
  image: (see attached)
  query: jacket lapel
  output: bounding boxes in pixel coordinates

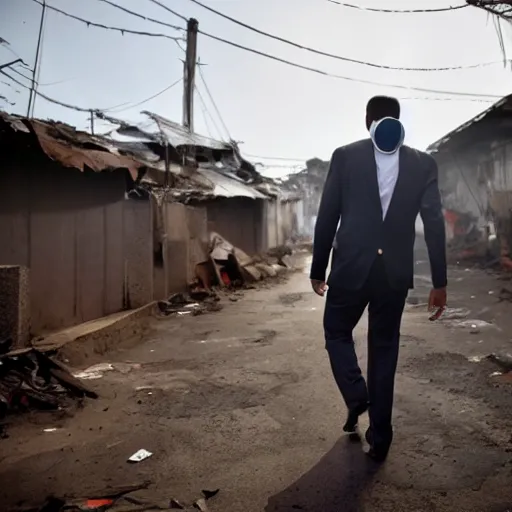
[385,146,408,221]
[363,139,383,219]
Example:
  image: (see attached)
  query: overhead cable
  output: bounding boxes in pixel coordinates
[95,0,185,32]
[197,65,231,140]
[108,77,183,113]
[187,0,493,72]
[146,0,189,22]
[196,85,224,140]
[1,70,93,112]
[148,2,503,98]
[326,1,469,13]
[30,0,183,41]
[198,30,502,98]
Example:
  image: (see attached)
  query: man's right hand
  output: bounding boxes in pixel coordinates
[311,279,328,297]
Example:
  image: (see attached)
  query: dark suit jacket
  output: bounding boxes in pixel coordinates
[310,139,447,291]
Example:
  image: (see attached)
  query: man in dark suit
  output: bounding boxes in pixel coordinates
[310,95,447,462]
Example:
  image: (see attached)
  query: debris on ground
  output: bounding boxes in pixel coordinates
[447,319,496,332]
[14,485,218,512]
[157,292,222,317]
[487,353,512,372]
[127,449,152,463]
[440,307,470,320]
[498,287,512,302]
[73,363,140,381]
[0,348,97,420]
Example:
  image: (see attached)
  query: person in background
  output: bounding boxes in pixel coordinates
[310,95,447,462]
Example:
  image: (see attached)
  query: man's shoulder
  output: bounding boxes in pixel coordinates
[331,139,371,158]
[402,145,436,165]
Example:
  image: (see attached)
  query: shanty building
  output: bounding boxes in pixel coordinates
[0,111,300,345]
[427,93,512,266]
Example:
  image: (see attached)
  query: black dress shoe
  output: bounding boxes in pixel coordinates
[365,429,390,462]
[343,402,368,433]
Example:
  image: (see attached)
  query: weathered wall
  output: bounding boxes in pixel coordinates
[0,265,30,347]
[264,199,279,249]
[203,197,265,255]
[278,199,304,244]
[164,202,208,293]
[0,152,153,335]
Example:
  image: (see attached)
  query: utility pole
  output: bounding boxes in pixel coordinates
[27,0,46,118]
[182,18,198,132]
[89,110,95,135]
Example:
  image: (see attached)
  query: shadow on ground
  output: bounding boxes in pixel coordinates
[266,437,379,512]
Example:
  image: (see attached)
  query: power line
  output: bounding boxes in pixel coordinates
[94,0,184,32]
[30,0,183,42]
[244,154,307,162]
[196,84,225,140]
[197,65,231,140]
[146,0,189,22]
[199,30,502,98]
[147,2,503,98]
[326,1,469,13]
[186,0,495,72]
[196,85,217,139]
[108,77,183,113]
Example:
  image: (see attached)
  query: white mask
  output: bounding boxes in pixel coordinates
[370,117,405,154]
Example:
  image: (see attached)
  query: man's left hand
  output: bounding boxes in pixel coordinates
[428,287,447,320]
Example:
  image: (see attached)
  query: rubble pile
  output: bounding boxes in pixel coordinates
[0,341,97,420]
[157,291,223,317]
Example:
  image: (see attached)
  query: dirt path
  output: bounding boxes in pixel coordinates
[1,252,512,511]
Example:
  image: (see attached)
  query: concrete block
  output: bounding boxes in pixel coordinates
[0,265,30,348]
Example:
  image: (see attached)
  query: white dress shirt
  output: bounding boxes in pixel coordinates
[374,148,399,220]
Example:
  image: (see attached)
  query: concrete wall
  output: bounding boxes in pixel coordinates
[278,199,304,244]
[0,265,30,348]
[203,197,265,255]
[0,153,153,335]
[164,202,208,293]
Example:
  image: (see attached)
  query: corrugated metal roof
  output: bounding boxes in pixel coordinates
[143,111,233,151]
[427,94,511,153]
[196,167,266,199]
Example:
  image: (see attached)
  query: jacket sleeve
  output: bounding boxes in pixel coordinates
[420,156,447,289]
[309,148,343,282]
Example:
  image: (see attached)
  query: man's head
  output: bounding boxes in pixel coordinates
[366,96,400,130]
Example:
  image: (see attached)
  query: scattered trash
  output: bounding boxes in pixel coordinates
[74,363,115,380]
[193,498,209,511]
[201,490,220,500]
[498,287,512,302]
[128,449,153,463]
[490,371,503,378]
[440,307,470,320]
[0,348,97,418]
[450,319,495,332]
[157,291,222,317]
[487,353,512,372]
[488,290,495,295]
[468,355,485,363]
[43,428,59,433]
[82,498,114,509]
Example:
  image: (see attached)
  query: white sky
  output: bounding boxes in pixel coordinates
[1,0,512,177]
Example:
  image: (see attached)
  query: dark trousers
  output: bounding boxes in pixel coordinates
[324,256,407,448]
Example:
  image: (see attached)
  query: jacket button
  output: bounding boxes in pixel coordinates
[377,248,383,255]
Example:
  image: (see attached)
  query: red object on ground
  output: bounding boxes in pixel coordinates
[85,499,114,509]
[220,270,231,286]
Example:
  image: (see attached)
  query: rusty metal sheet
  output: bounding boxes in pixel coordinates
[0,111,30,133]
[427,95,510,153]
[30,121,141,179]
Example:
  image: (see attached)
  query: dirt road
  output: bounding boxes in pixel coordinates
[1,251,512,511]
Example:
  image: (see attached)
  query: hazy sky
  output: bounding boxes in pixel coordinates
[1,0,511,176]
